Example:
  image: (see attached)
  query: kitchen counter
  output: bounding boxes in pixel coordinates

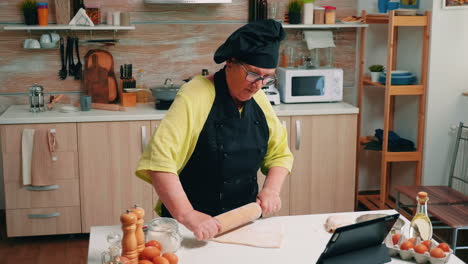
[87,210,464,264]
[0,102,358,124]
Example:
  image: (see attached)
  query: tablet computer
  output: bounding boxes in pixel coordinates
[317,213,400,264]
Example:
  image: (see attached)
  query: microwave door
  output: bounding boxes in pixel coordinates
[291,76,325,96]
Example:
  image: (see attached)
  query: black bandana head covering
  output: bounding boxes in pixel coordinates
[214,19,286,69]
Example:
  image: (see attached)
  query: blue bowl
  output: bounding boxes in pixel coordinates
[379,72,417,85]
[381,70,412,77]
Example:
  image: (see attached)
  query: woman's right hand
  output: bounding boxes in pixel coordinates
[180,209,221,240]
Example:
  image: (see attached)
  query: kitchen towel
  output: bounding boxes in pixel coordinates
[31,129,57,186]
[303,31,335,50]
[21,128,35,185]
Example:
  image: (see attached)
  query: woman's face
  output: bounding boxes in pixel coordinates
[225,60,276,103]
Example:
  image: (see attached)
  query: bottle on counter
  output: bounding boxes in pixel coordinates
[409,192,433,241]
[136,69,149,103]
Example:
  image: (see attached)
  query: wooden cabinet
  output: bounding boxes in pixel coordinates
[0,123,81,237]
[78,121,155,232]
[0,112,357,237]
[289,114,357,215]
[257,116,291,217]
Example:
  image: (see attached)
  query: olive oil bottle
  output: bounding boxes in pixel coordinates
[409,192,433,241]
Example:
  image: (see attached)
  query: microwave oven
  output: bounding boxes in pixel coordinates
[276,67,343,103]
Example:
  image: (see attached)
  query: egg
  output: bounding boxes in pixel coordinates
[145,240,163,250]
[422,240,431,249]
[400,241,414,250]
[162,253,178,264]
[437,243,451,252]
[152,256,170,264]
[430,248,446,258]
[414,244,429,254]
[140,246,161,260]
[392,234,401,245]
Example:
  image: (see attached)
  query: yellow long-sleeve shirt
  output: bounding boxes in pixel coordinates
[135,75,293,185]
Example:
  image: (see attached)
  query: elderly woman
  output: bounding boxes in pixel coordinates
[136,19,293,240]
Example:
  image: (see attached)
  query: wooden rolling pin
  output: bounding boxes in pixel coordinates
[214,203,262,235]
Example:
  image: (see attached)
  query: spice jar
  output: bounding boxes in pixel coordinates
[313,7,325,24]
[146,218,182,253]
[37,3,48,26]
[85,4,101,25]
[324,6,336,24]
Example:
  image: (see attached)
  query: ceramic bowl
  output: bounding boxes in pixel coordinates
[379,72,417,85]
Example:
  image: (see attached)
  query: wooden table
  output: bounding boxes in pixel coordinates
[87,210,465,264]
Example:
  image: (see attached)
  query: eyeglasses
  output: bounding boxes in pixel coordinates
[239,63,276,86]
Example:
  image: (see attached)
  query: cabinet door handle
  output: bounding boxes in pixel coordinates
[26,185,59,191]
[141,126,147,153]
[27,212,60,219]
[295,120,301,150]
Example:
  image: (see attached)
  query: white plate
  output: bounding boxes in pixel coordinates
[60,105,80,113]
[340,20,363,24]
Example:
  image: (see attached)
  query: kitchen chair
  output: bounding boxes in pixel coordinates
[428,204,468,254]
[394,122,468,254]
[395,122,468,211]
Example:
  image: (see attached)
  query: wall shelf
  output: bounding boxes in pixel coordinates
[282,23,368,29]
[363,77,425,95]
[3,25,135,32]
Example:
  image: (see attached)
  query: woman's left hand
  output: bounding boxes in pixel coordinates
[256,187,281,216]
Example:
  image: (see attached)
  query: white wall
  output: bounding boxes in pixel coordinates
[423,1,468,186]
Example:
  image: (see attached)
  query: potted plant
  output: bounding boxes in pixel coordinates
[369,64,384,82]
[20,0,37,25]
[288,0,302,24]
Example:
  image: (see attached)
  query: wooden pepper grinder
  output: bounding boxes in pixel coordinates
[120,210,138,264]
[131,205,145,254]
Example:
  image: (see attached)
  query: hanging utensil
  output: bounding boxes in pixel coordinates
[74,37,82,80]
[58,37,67,80]
[67,37,75,77]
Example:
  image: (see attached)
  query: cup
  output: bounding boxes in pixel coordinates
[286,46,295,68]
[378,0,389,13]
[120,12,130,26]
[387,1,400,10]
[268,2,278,20]
[80,95,92,111]
[112,11,120,26]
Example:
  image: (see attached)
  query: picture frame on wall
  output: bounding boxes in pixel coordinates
[443,0,468,9]
[399,0,420,9]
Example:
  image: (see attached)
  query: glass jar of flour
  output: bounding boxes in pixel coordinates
[146,218,182,253]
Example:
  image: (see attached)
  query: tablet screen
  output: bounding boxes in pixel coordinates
[320,213,400,258]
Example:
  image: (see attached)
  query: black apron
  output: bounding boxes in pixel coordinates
[162,68,269,217]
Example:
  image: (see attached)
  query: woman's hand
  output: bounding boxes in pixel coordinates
[180,209,221,240]
[256,187,281,216]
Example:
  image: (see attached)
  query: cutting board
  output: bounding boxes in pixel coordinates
[83,50,119,104]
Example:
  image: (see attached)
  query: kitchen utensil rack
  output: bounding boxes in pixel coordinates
[356,10,431,210]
